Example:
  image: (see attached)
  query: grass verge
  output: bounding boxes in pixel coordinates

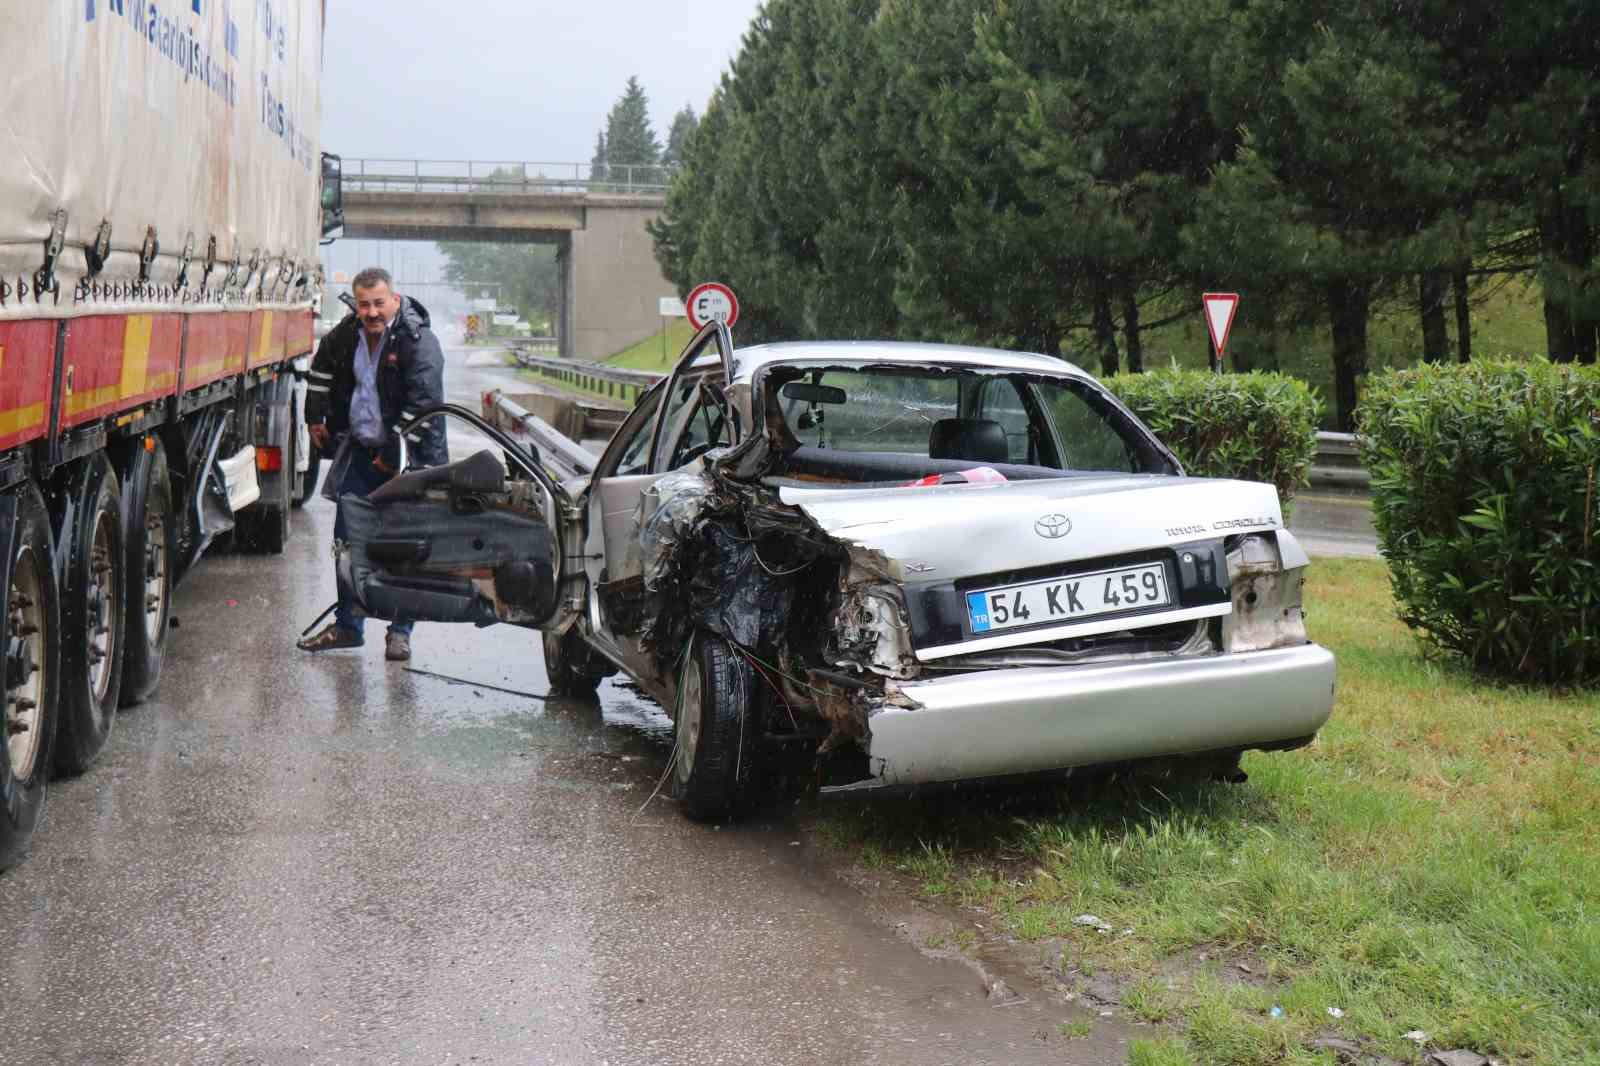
[815,557,1600,1065]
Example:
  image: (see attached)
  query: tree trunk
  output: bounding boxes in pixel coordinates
[1327,278,1370,434]
[1542,193,1577,362]
[1119,281,1143,374]
[1092,279,1120,377]
[1452,264,1472,363]
[1420,271,1449,364]
[1565,172,1598,364]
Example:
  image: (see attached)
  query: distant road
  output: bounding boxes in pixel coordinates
[1288,492,1379,558]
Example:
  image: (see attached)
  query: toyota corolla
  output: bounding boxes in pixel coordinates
[334,324,1336,819]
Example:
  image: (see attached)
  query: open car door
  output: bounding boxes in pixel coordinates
[334,404,577,630]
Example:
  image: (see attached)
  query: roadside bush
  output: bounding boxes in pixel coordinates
[1105,368,1322,508]
[1357,360,1600,685]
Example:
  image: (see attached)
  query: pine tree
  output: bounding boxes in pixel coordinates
[588,130,608,185]
[662,105,698,169]
[603,76,662,187]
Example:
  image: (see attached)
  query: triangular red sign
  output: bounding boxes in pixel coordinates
[1202,292,1240,358]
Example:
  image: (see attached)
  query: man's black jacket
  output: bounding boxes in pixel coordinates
[305,294,448,468]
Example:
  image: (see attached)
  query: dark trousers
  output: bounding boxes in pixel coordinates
[333,441,415,639]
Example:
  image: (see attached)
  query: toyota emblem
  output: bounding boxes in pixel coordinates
[1034,513,1072,539]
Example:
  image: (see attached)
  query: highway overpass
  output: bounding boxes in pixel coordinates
[336,159,674,361]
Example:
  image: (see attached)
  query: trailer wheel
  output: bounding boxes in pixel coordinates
[671,633,758,821]
[1,484,61,869]
[236,442,291,554]
[55,455,126,774]
[119,437,173,707]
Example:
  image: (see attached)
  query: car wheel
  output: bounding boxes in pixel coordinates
[55,455,126,774]
[1,484,61,869]
[542,628,608,698]
[119,437,173,707]
[671,633,757,821]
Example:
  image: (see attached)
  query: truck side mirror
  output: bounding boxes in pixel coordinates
[320,153,344,237]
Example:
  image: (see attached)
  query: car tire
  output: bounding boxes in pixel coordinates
[1,484,62,869]
[671,632,757,821]
[55,455,126,775]
[119,437,173,707]
[542,628,608,698]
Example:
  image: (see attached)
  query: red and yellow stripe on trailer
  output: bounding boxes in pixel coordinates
[0,321,56,451]
[182,311,251,391]
[60,315,183,431]
[247,310,289,371]
[285,308,314,358]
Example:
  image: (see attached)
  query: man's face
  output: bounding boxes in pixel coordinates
[353,283,397,336]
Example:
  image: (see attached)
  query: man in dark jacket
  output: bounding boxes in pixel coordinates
[297,266,447,660]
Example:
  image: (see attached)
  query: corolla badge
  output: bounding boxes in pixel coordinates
[1034,513,1072,539]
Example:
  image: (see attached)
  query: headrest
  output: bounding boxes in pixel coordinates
[927,418,1009,463]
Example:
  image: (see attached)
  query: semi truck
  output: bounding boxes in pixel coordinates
[0,0,341,868]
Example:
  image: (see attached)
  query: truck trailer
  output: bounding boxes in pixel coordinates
[0,0,340,867]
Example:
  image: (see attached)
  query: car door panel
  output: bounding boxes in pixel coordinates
[338,492,557,625]
[331,404,576,633]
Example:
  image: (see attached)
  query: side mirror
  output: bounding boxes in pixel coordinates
[320,152,344,236]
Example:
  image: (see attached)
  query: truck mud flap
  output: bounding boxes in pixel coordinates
[182,414,238,575]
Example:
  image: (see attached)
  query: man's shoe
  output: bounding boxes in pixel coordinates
[298,624,363,652]
[385,631,412,662]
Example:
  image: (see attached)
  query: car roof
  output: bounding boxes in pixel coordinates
[698,340,1095,385]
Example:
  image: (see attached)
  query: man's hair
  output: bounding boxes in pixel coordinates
[351,266,393,293]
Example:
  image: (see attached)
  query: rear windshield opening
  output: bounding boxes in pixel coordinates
[761,364,1172,486]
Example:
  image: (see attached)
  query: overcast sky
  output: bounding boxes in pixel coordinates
[321,0,761,164]
[320,0,761,290]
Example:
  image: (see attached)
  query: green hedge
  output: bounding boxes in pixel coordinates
[1105,368,1322,508]
[1357,361,1600,685]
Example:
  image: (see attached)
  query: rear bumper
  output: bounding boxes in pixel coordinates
[866,643,1335,785]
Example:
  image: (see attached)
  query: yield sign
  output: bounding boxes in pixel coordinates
[1203,292,1240,362]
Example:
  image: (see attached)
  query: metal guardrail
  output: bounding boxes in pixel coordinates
[341,158,674,196]
[503,345,1372,494]
[505,344,663,403]
[1310,431,1370,494]
[483,390,596,478]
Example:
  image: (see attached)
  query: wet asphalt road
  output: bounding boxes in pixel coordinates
[0,349,1127,1066]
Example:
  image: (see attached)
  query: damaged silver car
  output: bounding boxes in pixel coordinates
[336,323,1336,819]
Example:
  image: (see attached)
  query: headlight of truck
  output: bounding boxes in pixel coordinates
[1222,531,1309,654]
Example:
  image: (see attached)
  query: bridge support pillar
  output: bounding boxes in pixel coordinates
[566,201,675,362]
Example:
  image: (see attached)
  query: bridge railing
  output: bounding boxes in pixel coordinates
[342,158,675,195]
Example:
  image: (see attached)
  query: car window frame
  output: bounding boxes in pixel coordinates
[593,385,664,479]
[648,320,734,471]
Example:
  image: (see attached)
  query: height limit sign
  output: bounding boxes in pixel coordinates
[686,282,740,330]
[1203,292,1240,372]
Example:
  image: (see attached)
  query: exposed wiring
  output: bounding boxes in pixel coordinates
[752,546,811,577]
[633,634,695,822]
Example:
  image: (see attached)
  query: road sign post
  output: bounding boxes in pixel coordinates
[1203,292,1240,373]
[686,282,740,330]
[659,296,686,366]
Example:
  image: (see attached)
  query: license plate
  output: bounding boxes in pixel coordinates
[966,562,1171,634]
